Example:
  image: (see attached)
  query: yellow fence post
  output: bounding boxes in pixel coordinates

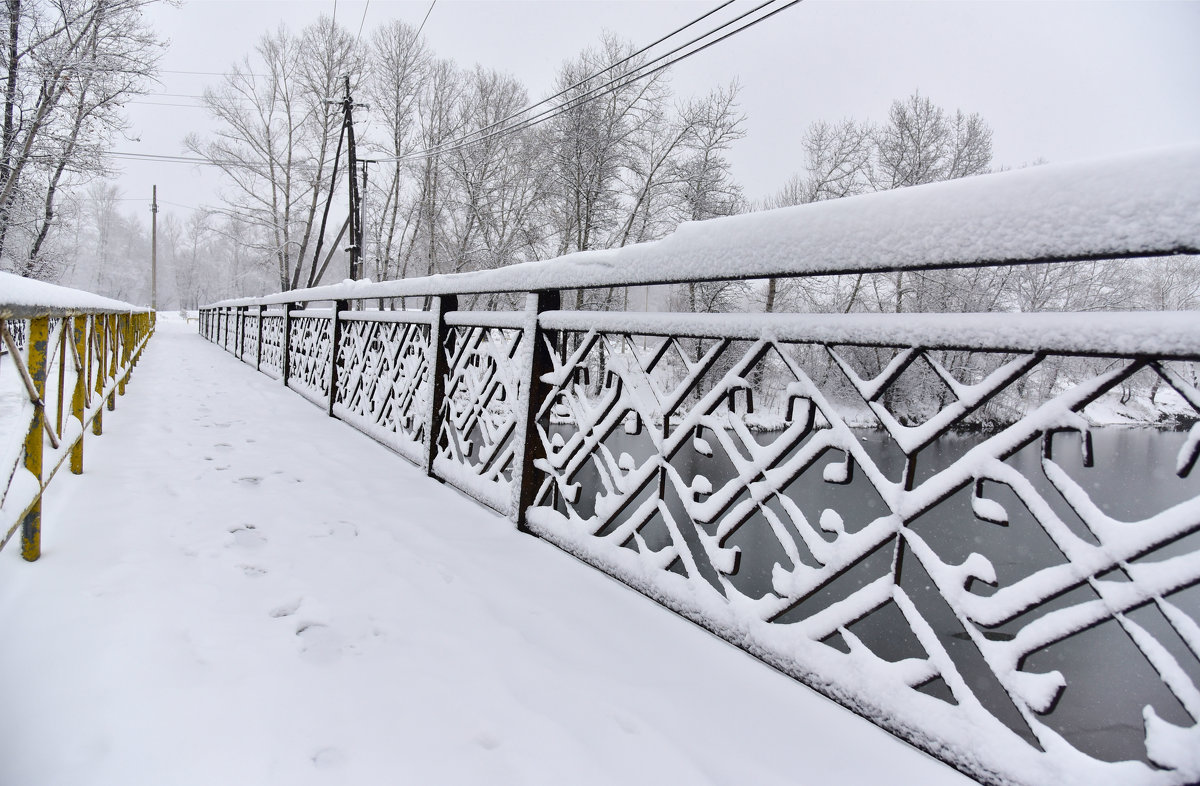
[21,316,49,562]
[107,314,118,410]
[93,315,106,432]
[118,314,131,395]
[71,315,87,474]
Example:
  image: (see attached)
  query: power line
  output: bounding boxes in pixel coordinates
[158,69,266,78]
[377,0,801,166]
[356,0,371,44]
[414,0,436,40]
[126,100,214,109]
[410,0,737,162]
[106,0,798,195]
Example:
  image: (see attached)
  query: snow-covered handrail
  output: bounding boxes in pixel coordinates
[1,276,155,561]
[198,146,1200,786]
[210,144,1200,307]
[0,271,147,318]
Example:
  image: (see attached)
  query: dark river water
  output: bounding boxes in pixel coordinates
[548,424,1200,765]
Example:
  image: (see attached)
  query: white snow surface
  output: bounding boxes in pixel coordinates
[0,271,144,317]
[215,144,1200,305]
[0,316,969,786]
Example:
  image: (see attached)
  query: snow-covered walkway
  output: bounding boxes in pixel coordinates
[0,316,970,786]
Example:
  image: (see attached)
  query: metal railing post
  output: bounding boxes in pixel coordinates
[20,316,49,561]
[237,306,246,361]
[106,314,118,411]
[255,304,264,371]
[70,315,87,474]
[282,303,295,386]
[513,290,559,533]
[424,294,457,476]
[93,315,105,432]
[118,314,131,396]
[327,300,349,417]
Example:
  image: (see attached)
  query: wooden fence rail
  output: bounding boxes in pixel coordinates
[1,274,154,561]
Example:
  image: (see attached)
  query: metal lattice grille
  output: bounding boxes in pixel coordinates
[525,330,1200,777]
[333,319,432,462]
[287,315,332,403]
[259,314,285,378]
[434,325,526,513]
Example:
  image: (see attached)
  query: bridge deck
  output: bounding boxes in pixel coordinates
[0,317,968,786]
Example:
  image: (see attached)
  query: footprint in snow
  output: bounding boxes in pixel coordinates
[296,622,342,665]
[228,525,266,549]
[472,731,502,751]
[312,747,346,769]
[236,476,262,487]
[214,442,233,451]
[313,520,357,541]
[239,564,267,577]
[269,598,302,618]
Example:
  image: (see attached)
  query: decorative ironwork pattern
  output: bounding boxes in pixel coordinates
[197,148,1200,786]
[286,314,333,404]
[240,311,258,361]
[259,314,285,378]
[333,318,432,463]
[433,324,526,514]
[524,329,1200,782]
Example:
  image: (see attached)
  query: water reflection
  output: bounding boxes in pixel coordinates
[548,424,1200,765]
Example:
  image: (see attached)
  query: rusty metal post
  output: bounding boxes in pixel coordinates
[424,294,457,476]
[93,315,106,432]
[282,303,295,386]
[118,314,131,396]
[237,306,246,361]
[21,317,49,561]
[327,300,349,416]
[55,319,66,438]
[106,314,118,411]
[255,305,264,371]
[70,315,87,474]
[513,290,559,533]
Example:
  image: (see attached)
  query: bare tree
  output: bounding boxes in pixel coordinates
[671,82,746,315]
[443,66,546,297]
[0,0,162,279]
[187,16,360,291]
[362,19,428,284]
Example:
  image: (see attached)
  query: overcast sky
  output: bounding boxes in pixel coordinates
[113,0,1200,221]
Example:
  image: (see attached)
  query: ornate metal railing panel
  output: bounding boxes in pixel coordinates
[259,312,285,378]
[525,314,1200,784]
[332,315,433,464]
[198,148,1200,786]
[286,311,334,405]
[432,318,529,514]
[239,309,258,363]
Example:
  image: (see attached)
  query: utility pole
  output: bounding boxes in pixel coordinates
[151,185,158,310]
[343,75,362,282]
[359,158,369,279]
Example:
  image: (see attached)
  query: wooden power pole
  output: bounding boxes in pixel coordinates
[343,75,361,282]
[151,185,158,310]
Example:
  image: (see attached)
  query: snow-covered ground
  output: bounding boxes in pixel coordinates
[0,315,969,786]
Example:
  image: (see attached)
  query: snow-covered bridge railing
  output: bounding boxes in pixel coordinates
[200,146,1200,786]
[1,273,154,561]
